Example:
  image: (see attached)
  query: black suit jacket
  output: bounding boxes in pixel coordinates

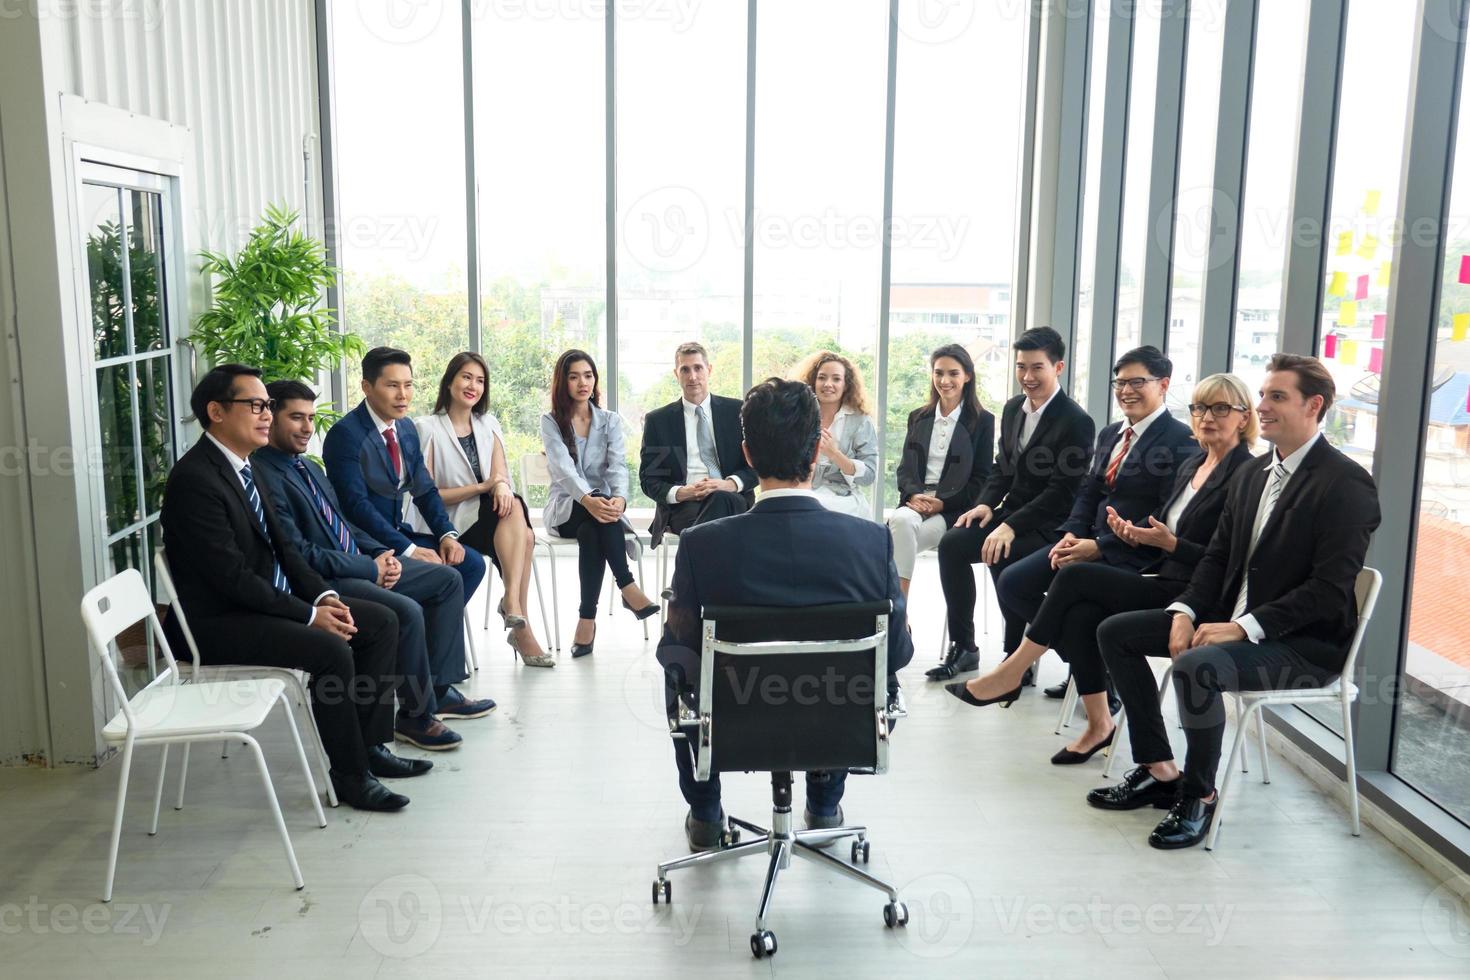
[640,394,758,543]
[1060,412,1200,568]
[160,437,333,629]
[977,391,1096,536]
[251,445,389,583]
[1174,436,1381,671]
[656,494,914,692]
[894,401,995,527]
[1141,441,1256,583]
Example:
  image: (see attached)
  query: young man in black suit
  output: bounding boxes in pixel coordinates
[930,327,1095,681]
[639,342,758,548]
[656,379,914,852]
[1090,353,1381,849]
[160,365,415,812]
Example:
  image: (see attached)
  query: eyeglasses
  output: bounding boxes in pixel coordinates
[1110,377,1160,392]
[1188,402,1246,419]
[220,398,276,416]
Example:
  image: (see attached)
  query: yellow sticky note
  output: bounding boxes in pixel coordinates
[1338,300,1358,326]
[1365,189,1382,216]
[1339,339,1359,364]
[1454,313,1470,342]
[1357,234,1379,260]
[1336,232,1354,256]
[1378,261,1393,287]
[1329,271,1348,297]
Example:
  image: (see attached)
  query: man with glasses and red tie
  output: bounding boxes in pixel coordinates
[160,365,411,811]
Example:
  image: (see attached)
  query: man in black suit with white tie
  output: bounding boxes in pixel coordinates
[160,364,414,812]
[639,342,758,548]
[1091,353,1380,849]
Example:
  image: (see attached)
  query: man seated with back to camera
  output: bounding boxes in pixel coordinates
[656,378,915,853]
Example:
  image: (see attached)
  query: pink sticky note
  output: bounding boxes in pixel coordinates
[1369,347,1383,373]
[1356,275,1370,301]
[1459,255,1470,284]
[1323,334,1338,358]
[1372,314,1387,339]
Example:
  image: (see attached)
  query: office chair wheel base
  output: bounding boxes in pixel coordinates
[652,878,671,906]
[851,839,871,864]
[750,930,777,958]
[883,902,909,928]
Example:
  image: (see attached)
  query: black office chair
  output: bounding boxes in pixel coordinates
[651,601,908,959]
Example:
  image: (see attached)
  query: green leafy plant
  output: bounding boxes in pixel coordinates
[192,203,362,413]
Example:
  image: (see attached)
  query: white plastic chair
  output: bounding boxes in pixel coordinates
[519,453,649,650]
[82,569,325,902]
[154,553,338,809]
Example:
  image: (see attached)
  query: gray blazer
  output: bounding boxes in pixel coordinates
[538,407,638,552]
[812,407,879,499]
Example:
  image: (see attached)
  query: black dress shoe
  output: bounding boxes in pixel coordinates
[330,771,410,812]
[945,681,1021,708]
[1043,678,1069,699]
[1022,666,1036,688]
[368,745,433,779]
[685,809,726,853]
[925,644,980,681]
[1149,794,1217,849]
[1086,765,1182,811]
[1050,729,1115,765]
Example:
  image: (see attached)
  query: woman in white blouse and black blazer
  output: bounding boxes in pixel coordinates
[415,351,553,666]
[539,349,659,659]
[791,350,880,520]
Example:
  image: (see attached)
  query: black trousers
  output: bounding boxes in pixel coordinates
[1024,564,1185,696]
[186,596,399,777]
[1097,609,1335,798]
[663,490,749,536]
[936,516,1056,652]
[460,492,532,572]
[557,497,635,619]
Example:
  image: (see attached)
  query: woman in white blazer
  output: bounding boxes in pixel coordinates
[416,351,552,667]
[540,349,658,658]
[791,350,880,520]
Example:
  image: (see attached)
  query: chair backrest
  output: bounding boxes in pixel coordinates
[153,550,205,666]
[693,601,892,780]
[1338,567,1383,684]
[520,453,551,492]
[79,569,181,731]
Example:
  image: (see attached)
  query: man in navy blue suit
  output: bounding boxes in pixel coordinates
[255,380,489,754]
[323,347,492,722]
[994,345,1200,697]
[657,378,914,852]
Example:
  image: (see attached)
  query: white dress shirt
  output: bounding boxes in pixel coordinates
[923,400,964,488]
[667,396,744,504]
[205,433,334,624]
[1167,431,1322,643]
[753,487,817,505]
[1019,386,1061,449]
[1161,480,1198,535]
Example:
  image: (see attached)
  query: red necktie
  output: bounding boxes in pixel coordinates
[383,425,402,480]
[1105,427,1133,488]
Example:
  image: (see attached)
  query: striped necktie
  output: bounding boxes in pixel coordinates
[1104,427,1134,488]
[240,463,290,593]
[293,457,359,555]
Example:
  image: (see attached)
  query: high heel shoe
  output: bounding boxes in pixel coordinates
[509,628,555,668]
[621,597,660,621]
[944,681,1022,708]
[570,622,596,659]
[1050,729,1114,765]
[496,599,527,630]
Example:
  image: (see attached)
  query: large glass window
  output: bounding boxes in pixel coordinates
[614,2,746,508]
[332,3,470,415]
[1113,0,1164,364]
[1071,0,1113,415]
[887,1,1029,506]
[1232,0,1310,395]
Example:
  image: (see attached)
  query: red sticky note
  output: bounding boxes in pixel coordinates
[1369,346,1383,373]
[1372,314,1387,339]
[1356,275,1370,301]
[1460,255,1470,284]
[1323,334,1338,358]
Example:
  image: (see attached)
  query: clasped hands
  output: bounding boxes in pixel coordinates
[1169,614,1247,659]
[405,535,466,566]
[675,479,736,503]
[582,493,627,523]
[310,595,357,640]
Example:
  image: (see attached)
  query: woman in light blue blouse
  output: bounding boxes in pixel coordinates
[539,349,659,658]
[791,350,880,520]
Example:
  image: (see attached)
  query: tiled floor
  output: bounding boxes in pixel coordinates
[3,555,1468,978]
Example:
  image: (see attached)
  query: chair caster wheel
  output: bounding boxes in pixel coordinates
[750,929,777,958]
[652,879,670,905]
[850,839,870,864]
[883,902,909,928]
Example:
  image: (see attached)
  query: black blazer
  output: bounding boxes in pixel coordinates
[977,391,1096,536]
[1060,412,1200,568]
[656,494,914,691]
[1140,441,1256,583]
[894,401,995,527]
[1174,437,1381,671]
[160,437,333,629]
[640,394,758,543]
